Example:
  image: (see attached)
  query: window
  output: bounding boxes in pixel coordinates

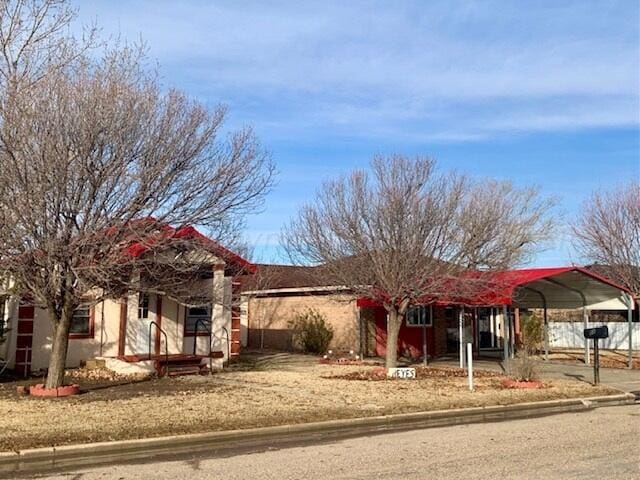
[138,293,149,320]
[406,305,432,327]
[70,304,93,337]
[185,305,211,335]
[444,306,455,320]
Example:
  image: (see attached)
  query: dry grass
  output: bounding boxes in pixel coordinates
[0,354,618,452]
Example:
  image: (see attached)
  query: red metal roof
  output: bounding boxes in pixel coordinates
[122,220,255,273]
[357,266,632,308]
[448,266,632,306]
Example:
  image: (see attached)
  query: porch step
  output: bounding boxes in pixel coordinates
[117,352,224,377]
[165,364,205,377]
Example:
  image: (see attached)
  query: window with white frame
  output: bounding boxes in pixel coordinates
[406,305,432,327]
[70,304,92,336]
[185,305,211,335]
[138,293,149,320]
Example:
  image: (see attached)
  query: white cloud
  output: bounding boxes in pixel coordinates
[75,0,639,141]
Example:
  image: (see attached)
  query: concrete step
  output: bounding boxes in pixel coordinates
[166,365,204,377]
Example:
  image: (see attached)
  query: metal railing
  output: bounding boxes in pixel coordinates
[192,319,213,356]
[192,320,231,370]
[148,321,168,376]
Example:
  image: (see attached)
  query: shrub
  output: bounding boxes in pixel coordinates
[289,309,334,354]
[505,353,539,382]
[519,311,544,355]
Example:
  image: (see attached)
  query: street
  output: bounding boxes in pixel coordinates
[29,405,639,480]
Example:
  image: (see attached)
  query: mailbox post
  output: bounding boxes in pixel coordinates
[583,326,609,385]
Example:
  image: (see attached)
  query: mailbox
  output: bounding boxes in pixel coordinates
[583,326,609,339]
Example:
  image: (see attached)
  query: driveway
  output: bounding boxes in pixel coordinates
[433,357,640,396]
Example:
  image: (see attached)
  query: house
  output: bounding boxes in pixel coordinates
[0,226,254,377]
[241,265,637,364]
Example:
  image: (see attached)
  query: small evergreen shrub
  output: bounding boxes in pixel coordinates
[519,311,544,355]
[289,309,334,354]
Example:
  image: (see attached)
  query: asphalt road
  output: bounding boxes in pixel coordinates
[30,405,640,480]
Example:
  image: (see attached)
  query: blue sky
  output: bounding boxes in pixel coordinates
[76,1,640,266]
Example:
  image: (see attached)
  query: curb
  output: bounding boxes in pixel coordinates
[1,393,635,476]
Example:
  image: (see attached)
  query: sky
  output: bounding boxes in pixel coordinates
[75,0,640,266]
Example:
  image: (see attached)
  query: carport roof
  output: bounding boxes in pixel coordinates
[456,266,633,308]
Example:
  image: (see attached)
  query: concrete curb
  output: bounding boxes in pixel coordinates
[1,392,635,476]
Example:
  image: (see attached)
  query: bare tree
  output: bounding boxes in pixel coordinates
[573,183,640,298]
[283,155,554,368]
[0,0,275,388]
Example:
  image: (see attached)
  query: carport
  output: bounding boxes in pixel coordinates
[475,267,636,368]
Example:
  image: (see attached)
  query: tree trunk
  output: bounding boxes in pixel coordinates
[45,308,73,389]
[386,307,401,369]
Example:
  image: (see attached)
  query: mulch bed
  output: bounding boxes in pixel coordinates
[318,358,379,366]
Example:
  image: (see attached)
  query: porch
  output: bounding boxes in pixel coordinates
[118,352,225,376]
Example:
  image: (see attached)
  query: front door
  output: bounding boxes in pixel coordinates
[477,307,499,349]
[135,293,153,355]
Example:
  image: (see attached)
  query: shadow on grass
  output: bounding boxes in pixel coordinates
[227,352,319,372]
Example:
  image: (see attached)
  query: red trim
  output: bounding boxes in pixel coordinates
[356,298,383,308]
[15,348,32,363]
[18,305,34,319]
[155,295,163,355]
[17,320,34,334]
[15,304,34,376]
[230,278,242,356]
[69,305,95,339]
[16,335,32,348]
[118,299,127,356]
[123,220,256,273]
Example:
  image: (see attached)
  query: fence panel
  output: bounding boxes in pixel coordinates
[548,321,640,350]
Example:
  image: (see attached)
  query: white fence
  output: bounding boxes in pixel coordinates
[548,322,640,350]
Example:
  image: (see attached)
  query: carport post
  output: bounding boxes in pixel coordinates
[459,306,465,368]
[627,294,634,370]
[583,306,590,365]
[543,305,549,361]
[502,305,509,361]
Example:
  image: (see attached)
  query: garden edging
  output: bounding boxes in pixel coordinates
[0,392,635,477]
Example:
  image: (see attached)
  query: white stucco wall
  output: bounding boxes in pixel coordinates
[3,268,235,372]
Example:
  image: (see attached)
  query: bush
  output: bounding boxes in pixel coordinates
[505,353,539,382]
[519,311,544,355]
[289,309,334,354]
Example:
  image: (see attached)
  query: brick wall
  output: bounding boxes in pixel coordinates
[247,293,360,352]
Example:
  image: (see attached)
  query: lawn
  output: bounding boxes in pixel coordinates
[0,353,618,452]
